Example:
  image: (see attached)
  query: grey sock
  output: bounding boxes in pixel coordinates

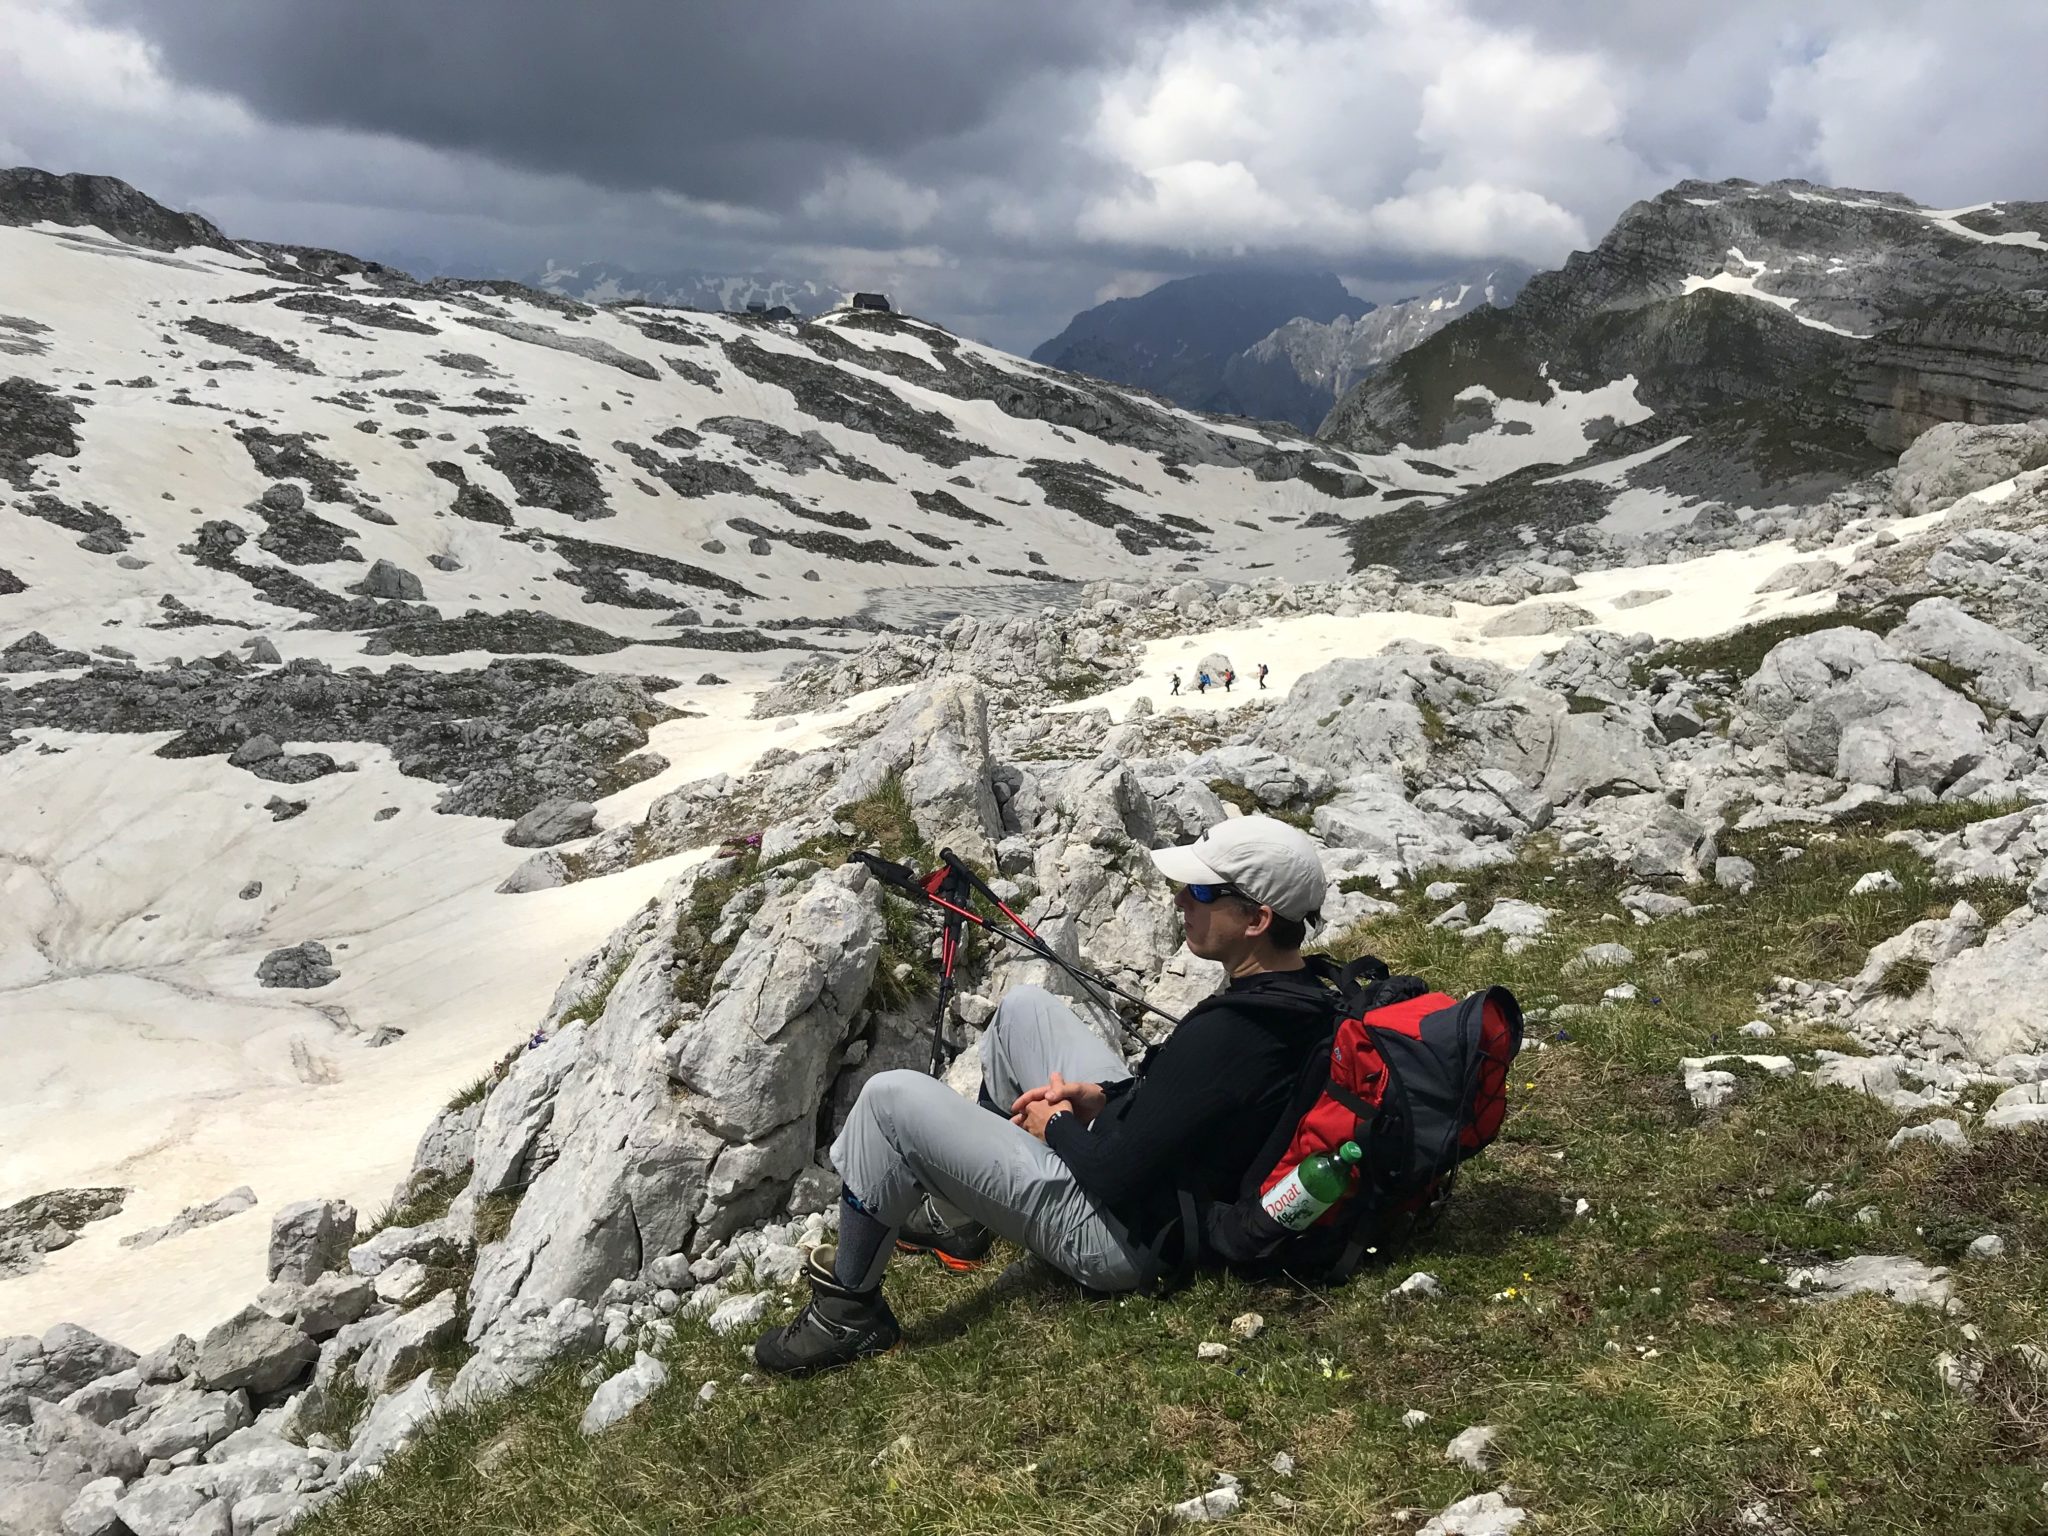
[833,1188,896,1292]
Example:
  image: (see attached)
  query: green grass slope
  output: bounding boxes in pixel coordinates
[304,803,2048,1535]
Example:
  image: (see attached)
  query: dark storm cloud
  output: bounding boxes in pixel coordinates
[81,0,1221,208]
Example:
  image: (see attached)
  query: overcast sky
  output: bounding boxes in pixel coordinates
[4,0,2045,352]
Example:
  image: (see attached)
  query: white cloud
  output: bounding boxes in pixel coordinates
[798,160,943,238]
[1070,0,1637,266]
[7,0,2048,353]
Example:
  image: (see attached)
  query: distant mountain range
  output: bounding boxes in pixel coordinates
[1222,266,1531,432]
[1030,270,1371,424]
[1031,266,1528,431]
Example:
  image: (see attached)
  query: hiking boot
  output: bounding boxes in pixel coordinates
[752,1247,901,1377]
[894,1194,996,1271]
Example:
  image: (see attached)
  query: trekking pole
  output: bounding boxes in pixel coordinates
[925,860,973,1075]
[852,850,1184,1037]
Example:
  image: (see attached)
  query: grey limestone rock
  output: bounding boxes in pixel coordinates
[1714,856,1758,893]
[1889,596,2048,724]
[1479,601,1594,637]
[1891,419,2048,515]
[504,797,598,848]
[410,1099,484,1183]
[1785,1254,1956,1310]
[58,1476,125,1536]
[132,1388,251,1462]
[27,1399,143,1481]
[266,1199,357,1285]
[580,1351,668,1435]
[449,1297,603,1408]
[56,1370,138,1427]
[346,1370,439,1471]
[136,1336,196,1386]
[266,1271,375,1339]
[192,1308,315,1396]
[346,1217,467,1279]
[497,850,569,893]
[353,1289,459,1393]
[1780,660,1989,793]
[1256,654,1432,777]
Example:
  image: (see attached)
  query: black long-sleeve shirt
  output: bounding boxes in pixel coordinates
[1044,967,1335,1248]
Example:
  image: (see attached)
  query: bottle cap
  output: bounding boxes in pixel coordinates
[1337,1141,1363,1164]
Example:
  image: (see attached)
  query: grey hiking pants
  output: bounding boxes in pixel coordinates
[829,985,1146,1291]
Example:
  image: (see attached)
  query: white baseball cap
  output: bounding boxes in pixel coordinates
[1149,815,1327,926]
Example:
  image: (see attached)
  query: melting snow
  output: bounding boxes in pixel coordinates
[1919,202,2048,250]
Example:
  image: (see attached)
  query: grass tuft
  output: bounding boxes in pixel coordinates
[1875,955,1932,998]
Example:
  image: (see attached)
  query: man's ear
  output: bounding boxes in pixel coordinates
[1244,903,1276,940]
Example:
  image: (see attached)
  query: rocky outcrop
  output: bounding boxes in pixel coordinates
[0,167,240,252]
[1891,420,2048,513]
[465,861,881,1338]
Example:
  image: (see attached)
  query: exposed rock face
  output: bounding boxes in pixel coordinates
[1777,660,1989,792]
[0,166,240,252]
[1891,419,2048,513]
[465,862,881,1338]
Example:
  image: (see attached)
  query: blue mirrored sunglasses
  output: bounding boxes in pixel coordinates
[1183,881,1254,905]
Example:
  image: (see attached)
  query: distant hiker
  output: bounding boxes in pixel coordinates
[1197,671,1210,694]
[753,817,1333,1376]
[1257,663,1269,690]
[1170,670,1181,696]
[1223,668,1235,693]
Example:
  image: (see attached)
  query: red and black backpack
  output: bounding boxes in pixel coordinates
[1195,955,1523,1285]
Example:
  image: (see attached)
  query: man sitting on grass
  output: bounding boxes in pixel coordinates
[754,815,1335,1375]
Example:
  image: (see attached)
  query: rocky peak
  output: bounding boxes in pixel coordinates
[0,166,240,253]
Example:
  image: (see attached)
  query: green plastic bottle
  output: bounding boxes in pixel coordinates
[1261,1141,1363,1231]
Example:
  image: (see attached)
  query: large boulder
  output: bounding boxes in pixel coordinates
[1479,601,1594,638]
[1182,745,1333,810]
[349,558,425,601]
[132,1388,251,1462]
[1560,794,1715,881]
[504,798,598,848]
[1891,420,2048,515]
[1888,596,2048,725]
[1413,769,1553,842]
[255,941,338,989]
[1852,905,2048,1064]
[1539,709,1664,803]
[1254,654,1434,777]
[346,1372,439,1472]
[267,1198,356,1284]
[0,1436,93,1536]
[191,1307,315,1395]
[1314,773,1506,886]
[1743,627,1896,726]
[1780,661,1989,793]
